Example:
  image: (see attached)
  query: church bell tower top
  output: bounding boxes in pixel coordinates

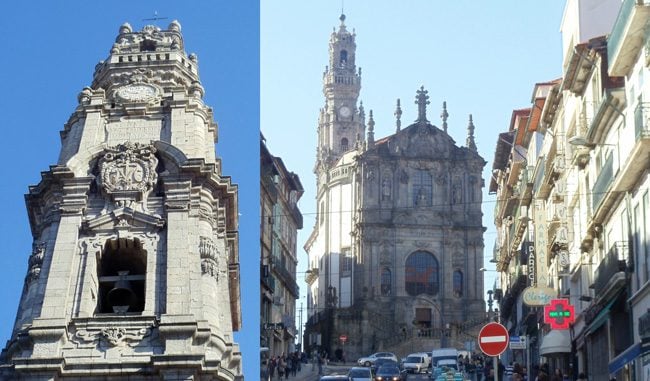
[91,20,202,95]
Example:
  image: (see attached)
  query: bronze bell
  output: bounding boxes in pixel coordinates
[106,271,137,312]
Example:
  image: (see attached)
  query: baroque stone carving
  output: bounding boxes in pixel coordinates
[25,242,46,283]
[199,236,220,281]
[72,326,151,347]
[115,83,159,103]
[98,142,158,207]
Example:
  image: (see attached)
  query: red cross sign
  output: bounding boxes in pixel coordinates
[543,299,575,329]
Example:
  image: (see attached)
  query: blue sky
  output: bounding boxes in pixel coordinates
[0,1,258,377]
[261,0,566,337]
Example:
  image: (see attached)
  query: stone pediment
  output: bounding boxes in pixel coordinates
[374,122,457,160]
[83,207,165,233]
[402,122,454,158]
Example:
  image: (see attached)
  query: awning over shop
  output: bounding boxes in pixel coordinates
[540,329,571,356]
[586,298,617,335]
[608,342,641,375]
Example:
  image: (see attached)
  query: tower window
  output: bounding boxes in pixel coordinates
[405,250,439,296]
[97,238,146,314]
[140,40,157,52]
[339,50,348,67]
[341,137,349,152]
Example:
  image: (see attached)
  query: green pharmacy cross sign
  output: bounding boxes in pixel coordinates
[544,299,575,329]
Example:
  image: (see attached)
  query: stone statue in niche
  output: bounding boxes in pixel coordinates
[452,182,462,204]
[366,168,375,181]
[381,178,391,200]
[436,172,447,186]
[400,169,409,184]
[416,188,426,206]
[379,244,391,265]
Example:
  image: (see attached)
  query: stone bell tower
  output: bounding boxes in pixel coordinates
[316,14,364,173]
[0,21,242,380]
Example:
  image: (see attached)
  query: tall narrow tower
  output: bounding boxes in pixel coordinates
[316,14,364,173]
[0,22,242,380]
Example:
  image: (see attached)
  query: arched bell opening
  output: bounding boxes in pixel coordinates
[96,238,146,314]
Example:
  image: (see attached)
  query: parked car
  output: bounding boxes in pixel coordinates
[402,353,430,373]
[320,375,351,381]
[357,352,398,367]
[349,366,374,381]
[374,364,406,381]
[371,359,399,374]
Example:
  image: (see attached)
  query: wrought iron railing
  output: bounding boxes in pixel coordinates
[634,102,650,140]
[592,153,613,213]
[607,0,638,65]
[593,242,628,295]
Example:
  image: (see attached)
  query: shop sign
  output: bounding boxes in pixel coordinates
[522,286,556,306]
[544,299,575,329]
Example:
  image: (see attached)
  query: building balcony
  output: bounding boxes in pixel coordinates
[586,103,650,235]
[593,242,628,298]
[586,88,625,144]
[261,173,279,201]
[272,262,300,298]
[290,204,303,229]
[608,0,650,76]
[305,267,319,285]
[592,153,614,214]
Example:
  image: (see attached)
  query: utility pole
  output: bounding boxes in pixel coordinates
[299,302,303,351]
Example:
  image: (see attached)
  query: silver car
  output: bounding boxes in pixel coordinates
[357,352,398,367]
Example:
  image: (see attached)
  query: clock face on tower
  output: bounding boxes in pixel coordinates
[338,105,352,118]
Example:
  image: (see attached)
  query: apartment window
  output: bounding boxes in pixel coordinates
[644,192,650,284]
[340,248,352,277]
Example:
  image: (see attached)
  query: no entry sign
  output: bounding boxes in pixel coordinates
[478,322,509,356]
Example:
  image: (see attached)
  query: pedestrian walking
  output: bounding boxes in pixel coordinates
[317,353,323,376]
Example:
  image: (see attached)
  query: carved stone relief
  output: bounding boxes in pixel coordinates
[97,142,158,208]
[199,236,221,281]
[25,242,45,284]
[71,326,152,348]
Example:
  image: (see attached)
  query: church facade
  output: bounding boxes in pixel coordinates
[304,15,487,359]
[0,22,242,380]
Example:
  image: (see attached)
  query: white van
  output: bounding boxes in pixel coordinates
[403,353,431,373]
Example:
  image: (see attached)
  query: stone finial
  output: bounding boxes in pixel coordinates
[359,101,365,120]
[119,22,132,35]
[367,110,375,146]
[394,98,402,133]
[466,114,477,152]
[415,86,430,123]
[340,13,346,24]
[441,101,449,134]
[168,20,181,32]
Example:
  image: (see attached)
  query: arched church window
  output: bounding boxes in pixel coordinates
[405,251,438,296]
[340,50,348,67]
[453,270,463,297]
[341,137,349,152]
[380,267,391,296]
[97,238,146,314]
[412,170,432,206]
